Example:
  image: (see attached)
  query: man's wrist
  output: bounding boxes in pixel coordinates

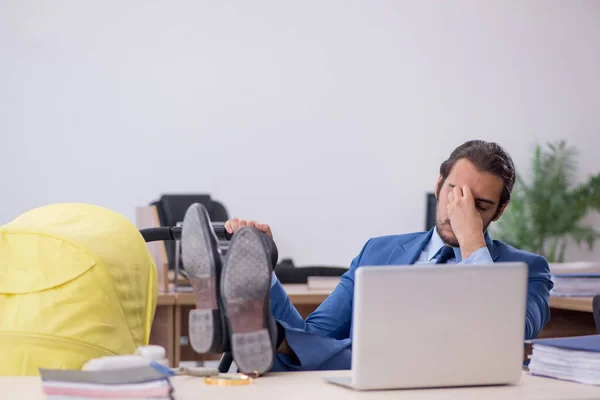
[458,233,486,259]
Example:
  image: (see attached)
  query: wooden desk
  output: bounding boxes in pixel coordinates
[539,296,596,340]
[4,371,600,400]
[149,293,176,366]
[173,284,331,306]
[152,289,600,367]
[151,284,331,367]
[279,284,333,304]
[549,296,593,313]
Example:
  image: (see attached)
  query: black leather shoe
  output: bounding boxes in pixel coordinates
[181,203,229,354]
[221,226,277,375]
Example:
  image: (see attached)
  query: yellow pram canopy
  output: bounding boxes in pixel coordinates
[0,203,157,375]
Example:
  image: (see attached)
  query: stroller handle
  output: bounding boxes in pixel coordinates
[140,222,232,243]
[140,223,278,268]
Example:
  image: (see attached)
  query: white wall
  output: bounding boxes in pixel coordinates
[2,0,599,266]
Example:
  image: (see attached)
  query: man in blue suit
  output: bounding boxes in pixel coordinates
[182,140,553,375]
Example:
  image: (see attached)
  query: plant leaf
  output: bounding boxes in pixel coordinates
[568,224,600,251]
[492,140,600,261]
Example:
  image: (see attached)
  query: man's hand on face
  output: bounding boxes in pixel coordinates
[447,185,486,259]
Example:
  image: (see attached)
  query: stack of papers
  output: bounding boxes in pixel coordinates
[528,335,600,385]
[39,365,173,399]
[551,274,600,297]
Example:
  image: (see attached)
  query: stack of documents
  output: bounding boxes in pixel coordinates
[528,335,600,385]
[39,365,172,399]
[550,274,600,297]
[550,262,600,297]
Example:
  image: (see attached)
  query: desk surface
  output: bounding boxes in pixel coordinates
[156,293,176,306]
[168,283,332,306]
[549,296,593,313]
[277,283,333,304]
[4,371,600,400]
[162,288,595,312]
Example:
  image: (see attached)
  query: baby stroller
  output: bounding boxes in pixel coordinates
[0,203,158,375]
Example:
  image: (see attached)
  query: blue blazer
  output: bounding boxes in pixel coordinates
[271,229,554,341]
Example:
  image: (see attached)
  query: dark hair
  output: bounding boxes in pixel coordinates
[436,140,516,215]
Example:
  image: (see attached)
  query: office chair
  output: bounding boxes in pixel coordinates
[425,192,437,231]
[150,194,229,270]
[593,295,600,333]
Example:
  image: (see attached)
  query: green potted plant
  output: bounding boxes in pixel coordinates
[493,140,600,263]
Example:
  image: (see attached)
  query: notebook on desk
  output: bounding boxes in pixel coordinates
[528,335,600,385]
[39,365,173,399]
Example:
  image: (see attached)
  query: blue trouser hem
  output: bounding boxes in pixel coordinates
[271,320,352,372]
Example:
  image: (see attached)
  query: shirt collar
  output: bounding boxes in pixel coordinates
[428,227,462,262]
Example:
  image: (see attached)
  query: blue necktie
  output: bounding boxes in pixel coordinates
[435,246,455,264]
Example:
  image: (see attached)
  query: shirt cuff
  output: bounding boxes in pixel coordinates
[460,246,493,264]
[271,271,278,288]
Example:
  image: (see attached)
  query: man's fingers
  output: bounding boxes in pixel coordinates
[255,223,273,239]
[462,185,473,200]
[263,226,273,239]
[225,218,274,239]
[229,218,239,232]
[453,185,463,200]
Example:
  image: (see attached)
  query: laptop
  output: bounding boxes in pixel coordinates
[325,262,528,390]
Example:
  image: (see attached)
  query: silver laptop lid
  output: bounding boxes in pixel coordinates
[351,262,527,390]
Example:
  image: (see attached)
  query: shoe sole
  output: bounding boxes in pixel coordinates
[221,227,274,375]
[181,203,225,354]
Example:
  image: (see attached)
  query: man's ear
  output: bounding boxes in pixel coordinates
[492,201,509,222]
[434,176,443,198]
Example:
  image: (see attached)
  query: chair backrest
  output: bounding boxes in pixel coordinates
[151,194,229,270]
[425,192,436,231]
[593,295,600,333]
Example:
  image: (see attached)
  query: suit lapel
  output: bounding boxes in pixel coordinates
[484,231,499,261]
[387,229,434,265]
